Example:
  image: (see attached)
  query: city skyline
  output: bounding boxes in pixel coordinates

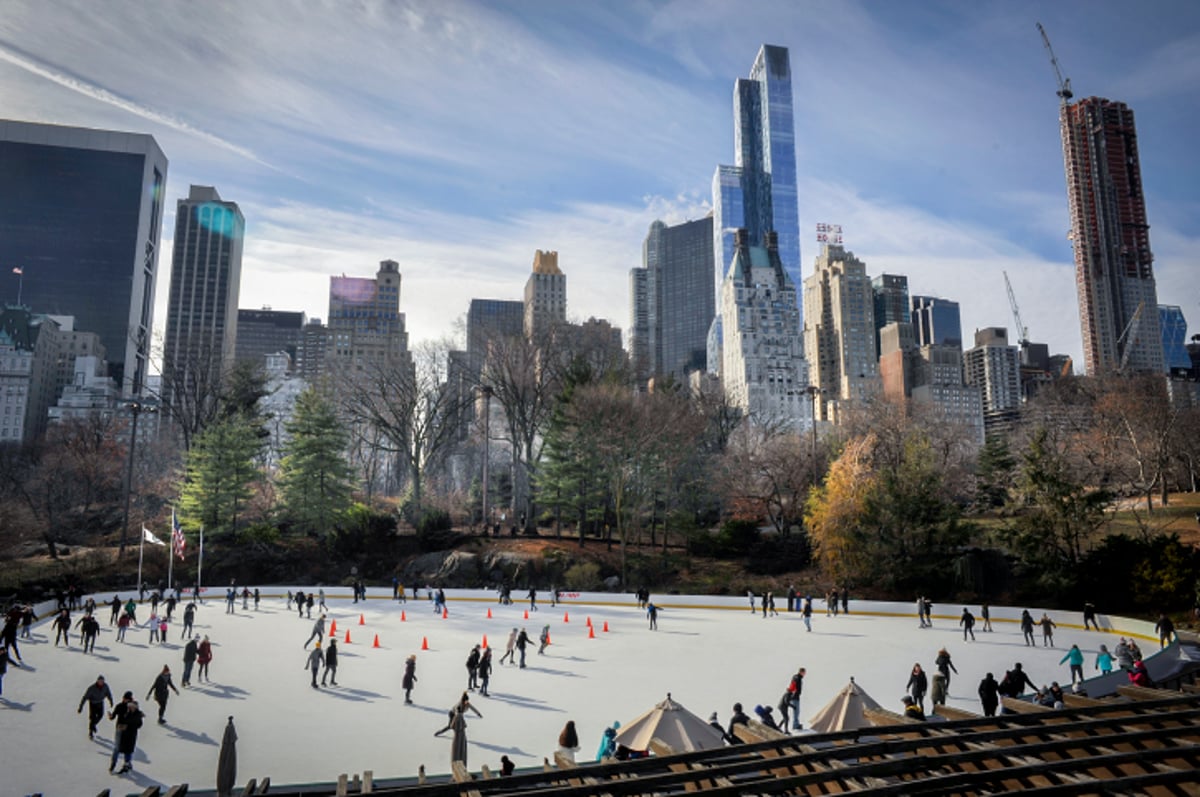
[1,1,1197,371]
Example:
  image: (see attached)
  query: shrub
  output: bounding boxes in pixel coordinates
[563,562,601,591]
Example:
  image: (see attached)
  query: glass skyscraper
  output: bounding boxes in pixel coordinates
[1159,305,1190,371]
[912,295,963,349]
[163,185,244,409]
[0,120,168,395]
[630,216,714,384]
[709,44,802,373]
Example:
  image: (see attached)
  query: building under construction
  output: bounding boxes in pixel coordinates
[1051,60,1165,374]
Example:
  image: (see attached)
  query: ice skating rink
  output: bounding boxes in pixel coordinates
[0,589,1158,796]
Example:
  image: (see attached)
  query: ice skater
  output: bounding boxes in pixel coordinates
[146,665,179,724]
[981,602,992,632]
[322,638,339,686]
[304,614,326,649]
[934,648,958,692]
[305,641,324,688]
[78,674,113,739]
[53,609,72,646]
[1020,610,1036,646]
[499,628,517,666]
[1039,613,1057,647]
[182,635,199,687]
[528,587,538,611]
[538,625,551,654]
[960,608,976,641]
[108,692,144,774]
[478,647,492,697]
[402,654,418,703]
[466,644,481,689]
[515,628,530,668]
[647,602,659,630]
[197,635,213,682]
[1060,644,1084,684]
[181,601,196,638]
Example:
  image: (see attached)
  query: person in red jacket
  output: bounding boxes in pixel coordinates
[1128,659,1152,687]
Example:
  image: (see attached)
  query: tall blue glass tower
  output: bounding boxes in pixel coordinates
[1159,305,1190,371]
[709,44,801,372]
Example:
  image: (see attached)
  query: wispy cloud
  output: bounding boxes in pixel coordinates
[0,38,274,169]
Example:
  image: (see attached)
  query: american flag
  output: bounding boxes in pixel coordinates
[172,509,186,561]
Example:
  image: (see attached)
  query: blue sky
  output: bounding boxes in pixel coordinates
[1,0,1197,368]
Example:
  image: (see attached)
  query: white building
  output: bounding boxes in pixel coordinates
[719,230,811,428]
[803,244,880,423]
[964,327,1022,437]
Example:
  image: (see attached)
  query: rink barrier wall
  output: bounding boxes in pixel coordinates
[66,586,1162,643]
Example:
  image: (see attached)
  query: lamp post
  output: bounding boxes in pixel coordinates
[118,400,155,558]
[478,385,493,534]
[803,385,821,485]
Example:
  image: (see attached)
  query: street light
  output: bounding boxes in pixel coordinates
[118,399,157,558]
[477,385,493,535]
[803,385,821,486]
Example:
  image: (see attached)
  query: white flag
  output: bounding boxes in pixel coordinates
[142,526,166,546]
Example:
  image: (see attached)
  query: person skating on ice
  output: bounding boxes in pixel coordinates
[402,654,418,704]
[78,674,113,739]
[146,664,180,724]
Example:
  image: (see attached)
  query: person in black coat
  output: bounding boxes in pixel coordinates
[147,665,180,724]
[466,645,481,690]
[515,628,530,668]
[1000,662,1037,699]
[322,638,339,686]
[108,694,144,773]
[402,654,418,703]
[977,672,1000,717]
[726,702,750,744]
[906,663,928,710]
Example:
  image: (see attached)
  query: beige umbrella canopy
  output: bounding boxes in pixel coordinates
[807,677,883,733]
[614,693,726,753]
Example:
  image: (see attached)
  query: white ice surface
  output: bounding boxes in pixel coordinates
[0,588,1158,797]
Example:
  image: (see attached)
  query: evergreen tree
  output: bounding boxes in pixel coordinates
[179,413,263,536]
[277,389,354,536]
[974,434,1016,510]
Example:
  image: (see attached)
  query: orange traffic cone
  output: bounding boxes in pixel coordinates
[586,616,592,627]
[401,611,406,622]
[588,625,595,639]
[421,636,429,650]
[523,610,529,620]
[487,608,492,619]
[373,634,380,648]
[330,619,337,634]
[359,613,365,626]
[602,621,609,632]
[545,631,551,645]
[563,612,569,623]
[344,630,351,643]
[482,634,488,648]
[442,607,448,619]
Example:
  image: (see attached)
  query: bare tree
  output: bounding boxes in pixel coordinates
[480,330,559,528]
[336,340,466,512]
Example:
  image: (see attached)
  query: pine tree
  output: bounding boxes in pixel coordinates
[974,434,1016,510]
[179,413,263,536]
[277,388,354,536]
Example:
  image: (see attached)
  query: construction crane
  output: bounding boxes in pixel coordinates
[1036,22,1073,103]
[1117,301,1146,373]
[1003,271,1030,347]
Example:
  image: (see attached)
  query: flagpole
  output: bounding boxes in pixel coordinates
[167,529,174,592]
[198,525,204,603]
[137,529,145,597]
